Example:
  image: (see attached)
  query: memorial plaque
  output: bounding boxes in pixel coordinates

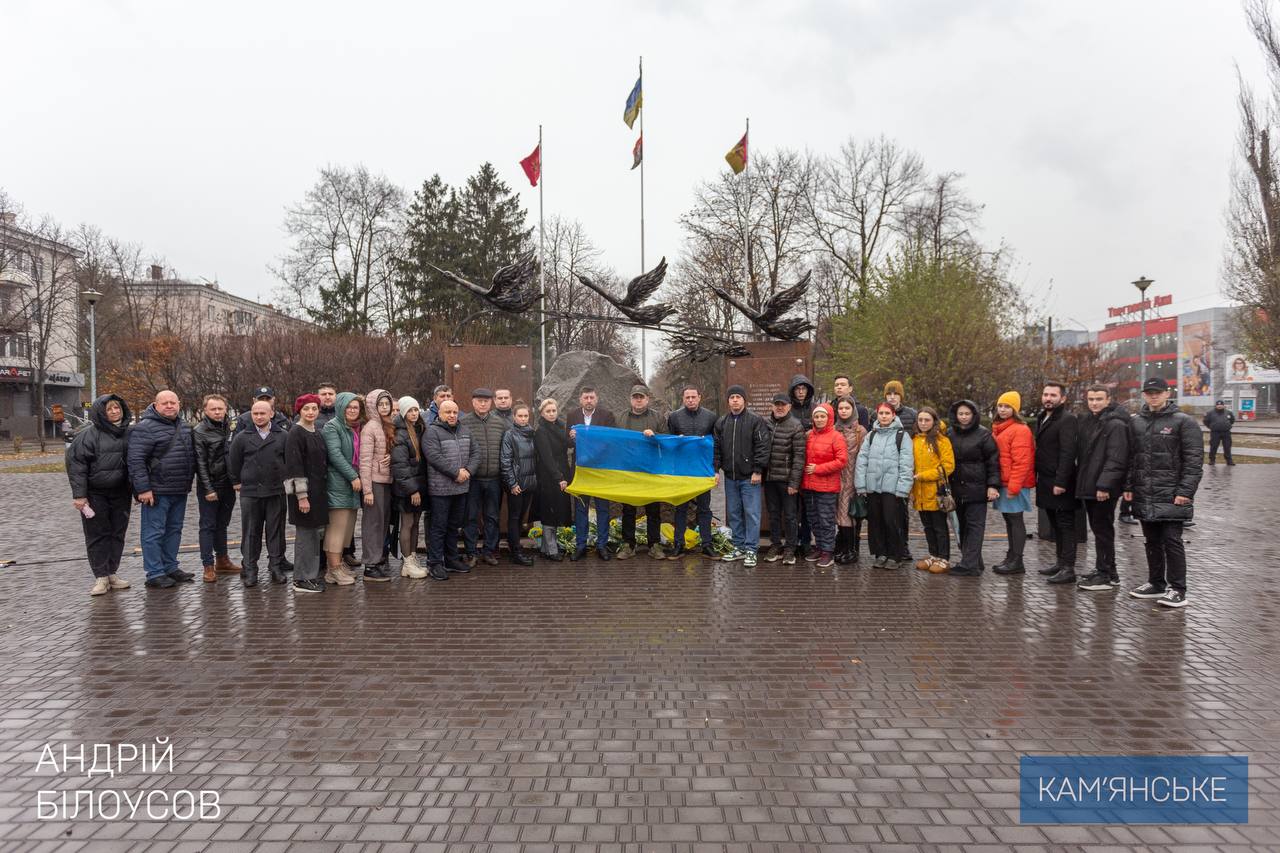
[723,340,813,416]
[446,344,535,406]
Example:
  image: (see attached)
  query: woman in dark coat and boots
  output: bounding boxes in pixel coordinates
[501,403,538,565]
[833,396,867,564]
[66,394,134,596]
[533,398,572,560]
[946,400,1001,577]
[390,396,429,579]
[285,394,330,594]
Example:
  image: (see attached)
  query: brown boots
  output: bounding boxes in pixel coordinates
[203,564,217,583]
[215,554,241,574]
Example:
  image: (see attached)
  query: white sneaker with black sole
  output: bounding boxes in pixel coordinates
[1129,583,1166,599]
[1157,589,1187,608]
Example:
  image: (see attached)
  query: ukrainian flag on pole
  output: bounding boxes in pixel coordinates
[568,426,714,507]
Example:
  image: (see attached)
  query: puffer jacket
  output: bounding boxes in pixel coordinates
[891,403,918,432]
[788,374,817,428]
[461,409,509,479]
[500,423,537,492]
[992,417,1036,494]
[66,394,133,497]
[667,405,717,436]
[946,400,1000,504]
[228,418,287,497]
[425,417,481,497]
[126,403,195,496]
[801,405,848,492]
[619,406,667,435]
[1125,401,1203,521]
[359,389,394,485]
[322,391,363,510]
[855,415,914,497]
[765,412,806,488]
[193,413,232,494]
[910,433,956,511]
[1074,402,1130,499]
[713,408,771,480]
[389,414,427,500]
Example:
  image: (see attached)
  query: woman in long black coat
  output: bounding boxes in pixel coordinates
[532,398,573,561]
[946,399,1001,577]
[284,394,330,593]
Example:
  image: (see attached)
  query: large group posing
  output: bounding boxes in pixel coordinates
[64,370,1203,609]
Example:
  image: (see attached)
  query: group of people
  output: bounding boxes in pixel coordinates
[65,371,1203,608]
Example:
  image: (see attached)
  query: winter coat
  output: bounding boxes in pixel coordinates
[1074,402,1130,500]
[193,413,232,495]
[315,404,337,430]
[892,403,918,432]
[359,389,394,486]
[619,406,667,436]
[533,418,573,526]
[992,417,1036,495]
[946,401,1001,504]
[66,394,133,498]
[855,416,914,498]
[788,375,817,428]
[462,409,510,480]
[322,392,363,511]
[233,408,292,437]
[501,423,538,493]
[835,420,867,526]
[284,424,329,528]
[801,407,848,493]
[713,409,771,480]
[667,405,717,437]
[764,412,806,488]
[228,419,287,498]
[390,414,428,512]
[126,404,195,497]
[425,417,481,498]
[1034,408,1079,511]
[910,433,956,511]
[1203,409,1235,433]
[1125,402,1203,521]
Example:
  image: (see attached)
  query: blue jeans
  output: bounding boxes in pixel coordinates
[723,478,762,553]
[463,477,502,556]
[141,493,188,579]
[197,488,235,566]
[574,495,611,550]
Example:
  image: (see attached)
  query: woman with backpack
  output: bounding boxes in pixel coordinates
[855,402,915,569]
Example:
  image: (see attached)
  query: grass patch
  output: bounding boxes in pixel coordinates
[2,461,66,474]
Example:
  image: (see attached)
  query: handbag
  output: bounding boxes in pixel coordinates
[935,466,956,513]
[850,493,868,519]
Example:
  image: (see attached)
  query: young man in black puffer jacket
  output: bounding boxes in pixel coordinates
[762,393,805,564]
[1074,385,1131,592]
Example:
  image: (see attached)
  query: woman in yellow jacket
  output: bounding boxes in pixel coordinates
[910,406,955,573]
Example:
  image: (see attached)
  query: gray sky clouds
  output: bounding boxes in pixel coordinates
[2,0,1259,335]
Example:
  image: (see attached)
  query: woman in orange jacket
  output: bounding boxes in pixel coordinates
[991,390,1035,575]
[802,403,848,568]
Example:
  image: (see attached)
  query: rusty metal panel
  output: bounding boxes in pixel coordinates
[722,341,813,416]
[445,344,535,407]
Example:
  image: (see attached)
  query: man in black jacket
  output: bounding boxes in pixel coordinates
[715,385,771,567]
[228,400,289,587]
[315,383,338,429]
[566,387,617,561]
[1074,385,1131,592]
[461,388,509,566]
[831,374,870,431]
[1035,382,1081,584]
[1125,377,1203,608]
[667,385,718,558]
[193,393,240,583]
[233,386,294,573]
[127,389,196,589]
[1203,400,1236,465]
[762,393,805,564]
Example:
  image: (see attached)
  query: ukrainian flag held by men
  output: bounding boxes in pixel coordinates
[623,77,643,129]
[568,426,714,507]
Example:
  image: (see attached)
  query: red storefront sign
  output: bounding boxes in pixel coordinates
[1107,293,1171,318]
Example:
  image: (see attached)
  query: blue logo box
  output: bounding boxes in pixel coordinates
[1020,755,1248,824]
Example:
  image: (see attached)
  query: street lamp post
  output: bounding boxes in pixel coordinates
[82,289,101,402]
[1132,276,1154,391]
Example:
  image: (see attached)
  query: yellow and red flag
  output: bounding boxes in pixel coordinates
[725,132,748,175]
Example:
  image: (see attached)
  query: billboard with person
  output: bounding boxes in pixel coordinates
[1225,353,1280,384]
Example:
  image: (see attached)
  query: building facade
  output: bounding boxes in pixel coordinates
[126,265,310,338]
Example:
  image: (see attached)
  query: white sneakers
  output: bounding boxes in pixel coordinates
[400,555,428,579]
[90,575,130,596]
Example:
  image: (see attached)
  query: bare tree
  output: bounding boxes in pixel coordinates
[539,216,633,363]
[900,172,984,265]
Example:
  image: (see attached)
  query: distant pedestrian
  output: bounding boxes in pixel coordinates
[1203,400,1236,466]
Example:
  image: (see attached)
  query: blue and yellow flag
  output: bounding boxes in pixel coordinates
[568,426,713,507]
[623,77,643,129]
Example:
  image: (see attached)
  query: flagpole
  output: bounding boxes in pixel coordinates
[743,116,750,308]
[538,124,547,383]
[638,55,647,382]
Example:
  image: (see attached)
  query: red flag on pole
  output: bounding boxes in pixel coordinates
[631,134,643,170]
[520,144,541,187]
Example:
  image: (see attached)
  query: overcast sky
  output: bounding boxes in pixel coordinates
[1,0,1262,354]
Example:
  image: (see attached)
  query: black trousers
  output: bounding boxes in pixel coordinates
[1140,520,1186,593]
[1084,496,1119,578]
[1002,512,1027,561]
[621,502,661,547]
[428,493,467,567]
[896,495,912,558]
[240,494,287,571]
[867,493,909,560]
[507,490,534,552]
[954,500,988,571]
[673,490,713,552]
[81,490,132,578]
[919,510,950,561]
[1208,432,1233,464]
[1047,505,1078,567]
[763,481,798,549]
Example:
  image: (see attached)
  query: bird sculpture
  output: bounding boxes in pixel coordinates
[711,270,814,340]
[428,251,541,312]
[574,257,676,326]
[666,327,752,363]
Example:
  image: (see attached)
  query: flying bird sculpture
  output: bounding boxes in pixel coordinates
[428,251,541,312]
[711,270,814,340]
[574,257,676,326]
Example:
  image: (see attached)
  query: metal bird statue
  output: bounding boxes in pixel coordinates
[665,325,752,363]
[574,257,677,326]
[428,251,541,313]
[711,270,814,340]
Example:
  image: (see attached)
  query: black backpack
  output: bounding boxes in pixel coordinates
[867,427,905,452]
